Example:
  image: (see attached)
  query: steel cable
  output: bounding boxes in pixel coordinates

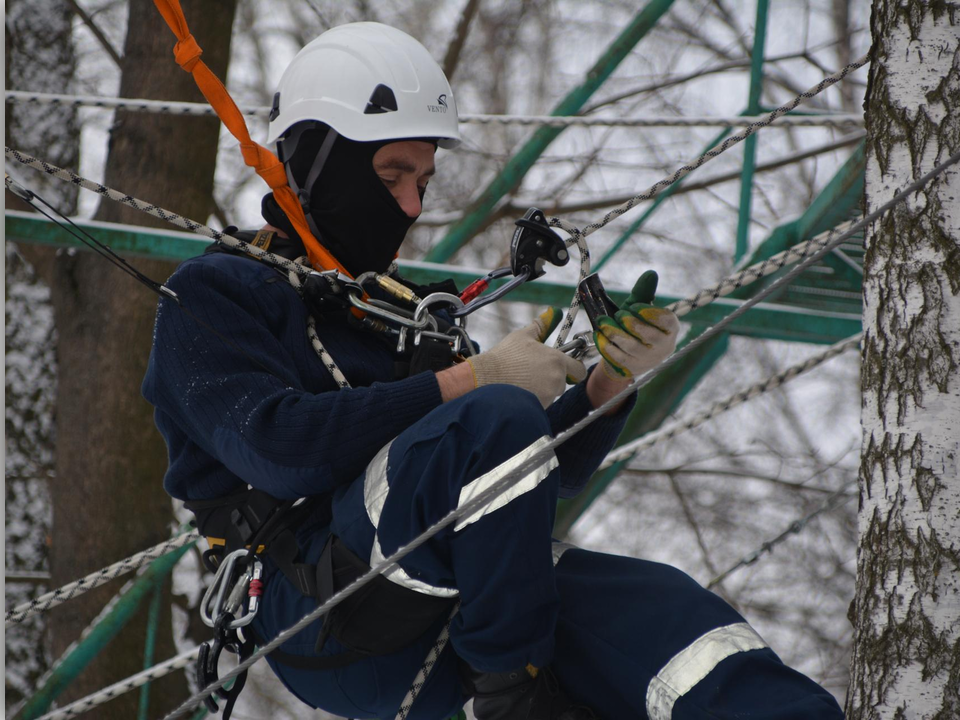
[4,90,864,128]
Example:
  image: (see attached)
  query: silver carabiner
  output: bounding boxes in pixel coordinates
[199,549,263,629]
[410,292,469,353]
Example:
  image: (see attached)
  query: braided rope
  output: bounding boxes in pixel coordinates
[4,531,199,627]
[555,228,591,347]
[547,54,869,240]
[34,648,201,720]
[285,258,352,388]
[4,90,864,128]
[5,574,143,719]
[600,334,862,469]
[394,603,460,720]
[4,147,310,280]
[706,481,857,590]
[666,220,859,318]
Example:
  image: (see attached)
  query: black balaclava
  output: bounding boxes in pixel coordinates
[266,123,426,277]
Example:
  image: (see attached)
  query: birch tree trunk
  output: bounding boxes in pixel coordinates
[848,2,960,718]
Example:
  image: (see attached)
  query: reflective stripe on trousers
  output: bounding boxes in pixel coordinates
[645,623,768,719]
[362,435,558,598]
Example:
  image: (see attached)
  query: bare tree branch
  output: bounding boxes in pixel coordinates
[442,0,482,81]
[65,0,122,68]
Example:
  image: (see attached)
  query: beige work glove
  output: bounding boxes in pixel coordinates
[594,270,680,379]
[467,307,587,408]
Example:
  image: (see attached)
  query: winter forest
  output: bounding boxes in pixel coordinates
[5,1,958,719]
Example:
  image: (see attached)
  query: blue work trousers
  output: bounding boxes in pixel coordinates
[255,386,844,720]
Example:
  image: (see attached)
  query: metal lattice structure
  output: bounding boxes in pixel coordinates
[3,0,872,716]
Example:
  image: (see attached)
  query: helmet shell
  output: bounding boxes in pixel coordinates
[267,22,460,148]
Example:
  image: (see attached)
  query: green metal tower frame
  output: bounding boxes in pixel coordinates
[4,0,867,710]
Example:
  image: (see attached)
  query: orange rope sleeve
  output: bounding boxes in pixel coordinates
[152,0,353,279]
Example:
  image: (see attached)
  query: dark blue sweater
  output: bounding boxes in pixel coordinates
[143,251,633,507]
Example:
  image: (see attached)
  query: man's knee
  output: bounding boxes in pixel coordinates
[455,385,550,443]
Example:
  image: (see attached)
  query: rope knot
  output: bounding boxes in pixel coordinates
[174,34,203,72]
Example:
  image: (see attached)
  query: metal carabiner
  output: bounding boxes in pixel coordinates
[200,549,263,630]
[410,292,469,353]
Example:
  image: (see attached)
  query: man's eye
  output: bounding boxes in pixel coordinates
[418,184,428,200]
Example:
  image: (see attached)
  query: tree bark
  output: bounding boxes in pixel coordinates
[47,1,237,716]
[848,2,960,718]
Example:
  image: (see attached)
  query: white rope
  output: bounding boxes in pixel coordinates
[3,90,864,128]
[3,148,310,280]
[5,574,144,719]
[666,220,860,317]
[547,54,870,241]
[600,334,862,470]
[394,603,460,720]
[161,152,960,718]
[4,531,199,627]
[12,59,948,720]
[34,648,201,720]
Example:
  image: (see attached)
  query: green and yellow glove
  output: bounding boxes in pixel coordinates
[594,270,680,379]
[467,307,587,408]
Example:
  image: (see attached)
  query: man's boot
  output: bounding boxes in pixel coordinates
[466,664,597,720]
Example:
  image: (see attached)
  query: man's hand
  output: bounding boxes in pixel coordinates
[452,307,586,408]
[594,270,679,381]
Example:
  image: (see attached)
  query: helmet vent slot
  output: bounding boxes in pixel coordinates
[364,84,398,114]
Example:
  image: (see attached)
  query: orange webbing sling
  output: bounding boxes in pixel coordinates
[152,0,351,278]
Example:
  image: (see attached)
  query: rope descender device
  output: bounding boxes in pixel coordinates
[455,207,570,316]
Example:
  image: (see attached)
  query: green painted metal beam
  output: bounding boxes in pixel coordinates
[5,211,212,259]
[137,583,165,720]
[18,541,193,719]
[734,0,771,262]
[4,211,860,344]
[424,0,678,264]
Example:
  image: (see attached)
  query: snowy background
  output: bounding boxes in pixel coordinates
[6,0,871,716]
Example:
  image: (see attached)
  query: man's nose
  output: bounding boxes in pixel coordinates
[393,182,422,218]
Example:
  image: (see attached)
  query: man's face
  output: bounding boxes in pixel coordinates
[372,140,437,219]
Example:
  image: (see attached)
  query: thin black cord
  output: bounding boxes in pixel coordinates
[10,177,301,385]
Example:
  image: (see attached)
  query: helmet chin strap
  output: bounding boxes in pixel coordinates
[282,125,339,242]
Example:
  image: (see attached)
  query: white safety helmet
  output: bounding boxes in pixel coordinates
[266,22,460,149]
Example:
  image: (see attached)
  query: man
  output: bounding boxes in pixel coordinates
[144,22,844,720]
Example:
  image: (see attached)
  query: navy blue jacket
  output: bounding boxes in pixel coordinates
[143,250,632,509]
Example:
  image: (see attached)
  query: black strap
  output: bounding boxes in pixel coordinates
[218,640,255,720]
